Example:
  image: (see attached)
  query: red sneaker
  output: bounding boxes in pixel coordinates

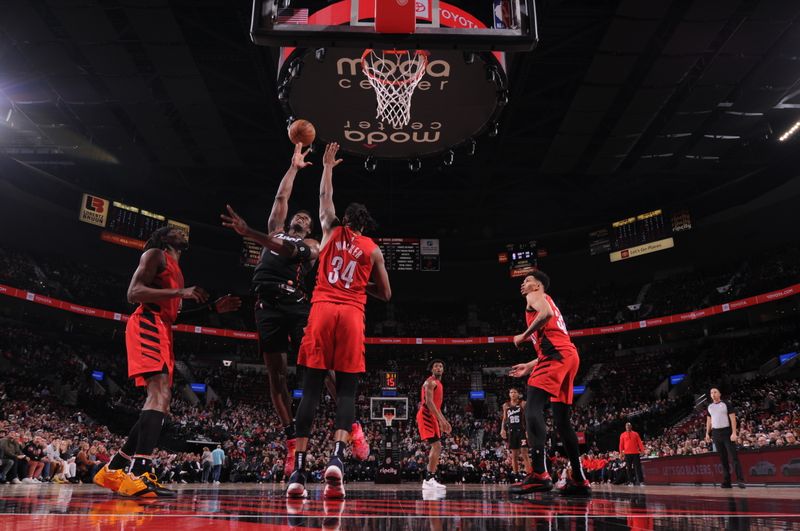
[350,422,369,461]
[510,471,553,494]
[284,438,297,478]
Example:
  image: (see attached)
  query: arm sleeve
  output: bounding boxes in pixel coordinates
[724,401,736,416]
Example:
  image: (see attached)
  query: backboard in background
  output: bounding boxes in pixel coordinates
[252,0,538,51]
[255,1,538,163]
[370,396,410,421]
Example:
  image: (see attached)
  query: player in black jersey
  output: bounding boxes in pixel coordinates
[500,388,532,482]
[222,143,319,477]
[221,144,369,478]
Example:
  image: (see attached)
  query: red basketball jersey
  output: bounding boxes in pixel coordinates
[312,225,379,310]
[525,294,578,360]
[419,376,443,410]
[133,250,184,325]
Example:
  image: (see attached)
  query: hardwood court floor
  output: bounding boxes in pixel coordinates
[0,482,798,530]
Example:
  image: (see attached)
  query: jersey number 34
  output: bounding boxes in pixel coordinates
[328,256,356,289]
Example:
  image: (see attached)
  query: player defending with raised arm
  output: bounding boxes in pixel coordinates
[417,359,451,490]
[508,271,590,496]
[94,227,240,497]
[286,143,391,500]
[501,388,532,482]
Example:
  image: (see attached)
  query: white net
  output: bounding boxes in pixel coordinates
[361,49,428,128]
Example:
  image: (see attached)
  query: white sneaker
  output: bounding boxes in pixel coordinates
[11,478,21,484]
[213,480,220,485]
[422,488,446,501]
[422,478,446,490]
[22,478,35,484]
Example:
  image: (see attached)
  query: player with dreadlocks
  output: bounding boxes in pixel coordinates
[93,227,240,497]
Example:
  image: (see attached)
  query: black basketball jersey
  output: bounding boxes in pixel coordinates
[252,232,314,294]
[506,403,523,430]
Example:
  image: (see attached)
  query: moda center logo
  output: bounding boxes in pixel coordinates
[335,56,452,92]
[335,56,450,146]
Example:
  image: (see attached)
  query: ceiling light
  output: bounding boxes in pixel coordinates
[778,121,800,142]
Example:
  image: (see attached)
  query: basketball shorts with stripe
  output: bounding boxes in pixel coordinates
[416,407,441,443]
[125,311,174,387]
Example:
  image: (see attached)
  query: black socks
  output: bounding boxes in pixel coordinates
[294,451,307,472]
[332,441,345,460]
[108,452,131,471]
[131,457,153,477]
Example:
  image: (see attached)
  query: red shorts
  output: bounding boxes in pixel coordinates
[527,354,579,404]
[125,312,174,387]
[297,302,366,373]
[416,408,441,442]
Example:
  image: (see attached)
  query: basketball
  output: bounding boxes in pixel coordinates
[288,119,315,146]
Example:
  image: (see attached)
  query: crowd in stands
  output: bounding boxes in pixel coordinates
[645,378,800,458]
[2,311,797,487]
[2,243,798,339]
[0,242,798,488]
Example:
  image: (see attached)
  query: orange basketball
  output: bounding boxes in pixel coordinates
[288,119,316,146]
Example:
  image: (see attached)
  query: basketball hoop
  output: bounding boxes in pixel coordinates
[382,407,396,427]
[361,49,428,128]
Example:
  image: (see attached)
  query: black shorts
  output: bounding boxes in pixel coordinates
[508,430,526,450]
[254,296,310,360]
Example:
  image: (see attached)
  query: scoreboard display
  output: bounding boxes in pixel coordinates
[79,193,189,250]
[107,202,168,241]
[376,238,440,271]
[241,237,262,268]
[498,241,539,278]
[589,208,692,262]
[610,209,670,252]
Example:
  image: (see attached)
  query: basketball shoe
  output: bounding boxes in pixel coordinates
[509,471,553,494]
[323,457,346,499]
[117,472,175,498]
[350,422,369,461]
[286,470,308,499]
[93,464,128,493]
[422,476,446,490]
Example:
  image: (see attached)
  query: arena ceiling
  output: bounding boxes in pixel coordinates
[1,0,799,241]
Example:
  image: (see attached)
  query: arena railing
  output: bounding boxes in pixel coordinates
[0,282,797,345]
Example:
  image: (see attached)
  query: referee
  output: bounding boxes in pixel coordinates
[705,388,745,489]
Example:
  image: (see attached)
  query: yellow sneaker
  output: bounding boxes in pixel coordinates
[117,472,176,498]
[93,465,128,492]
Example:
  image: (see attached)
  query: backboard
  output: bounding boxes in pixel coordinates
[370,396,409,421]
[252,0,538,51]
[257,0,537,162]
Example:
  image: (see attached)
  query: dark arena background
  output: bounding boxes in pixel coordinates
[1,0,799,529]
